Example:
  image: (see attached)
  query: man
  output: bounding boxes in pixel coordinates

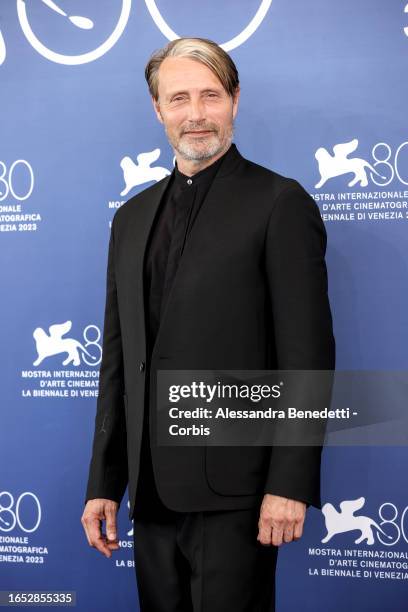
[81,37,335,611]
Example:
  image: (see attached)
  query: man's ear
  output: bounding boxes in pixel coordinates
[232,86,240,120]
[152,96,164,124]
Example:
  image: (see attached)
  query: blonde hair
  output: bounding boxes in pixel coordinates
[145,37,240,102]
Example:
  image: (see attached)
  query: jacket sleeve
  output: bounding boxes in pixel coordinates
[84,215,128,506]
[263,181,336,509]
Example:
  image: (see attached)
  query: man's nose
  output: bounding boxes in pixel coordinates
[187,97,206,122]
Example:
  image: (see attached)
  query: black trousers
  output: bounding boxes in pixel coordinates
[132,385,278,611]
[132,505,278,612]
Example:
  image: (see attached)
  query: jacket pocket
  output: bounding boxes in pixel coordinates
[205,446,270,496]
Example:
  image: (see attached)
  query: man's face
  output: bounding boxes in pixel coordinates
[152,56,240,162]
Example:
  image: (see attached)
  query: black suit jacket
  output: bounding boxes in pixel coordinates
[85,144,335,520]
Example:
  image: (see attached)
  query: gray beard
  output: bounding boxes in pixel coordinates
[167,123,234,162]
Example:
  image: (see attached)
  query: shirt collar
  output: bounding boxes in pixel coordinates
[173,143,234,190]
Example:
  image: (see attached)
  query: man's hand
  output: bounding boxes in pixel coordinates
[257,494,306,546]
[81,499,120,558]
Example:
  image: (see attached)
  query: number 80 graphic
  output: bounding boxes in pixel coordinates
[0,491,41,533]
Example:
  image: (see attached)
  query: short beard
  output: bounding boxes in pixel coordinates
[167,122,234,163]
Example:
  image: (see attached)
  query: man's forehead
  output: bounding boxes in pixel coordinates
[158,57,223,94]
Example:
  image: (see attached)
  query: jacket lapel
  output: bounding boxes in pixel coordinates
[120,173,172,366]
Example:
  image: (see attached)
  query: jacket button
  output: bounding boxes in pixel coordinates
[139,361,145,372]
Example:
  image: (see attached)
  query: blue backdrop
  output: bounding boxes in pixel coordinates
[1,1,408,610]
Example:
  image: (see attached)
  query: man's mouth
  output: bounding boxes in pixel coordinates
[184,130,214,135]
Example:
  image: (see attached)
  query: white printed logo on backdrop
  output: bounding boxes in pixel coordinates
[314,139,386,189]
[144,0,273,51]
[405,3,408,37]
[33,321,99,367]
[21,320,101,399]
[15,0,132,66]
[107,148,171,221]
[120,149,171,197]
[0,0,272,67]
[0,490,50,566]
[307,496,408,582]
[311,138,408,223]
[0,159,40,233]
[321,497,392,546]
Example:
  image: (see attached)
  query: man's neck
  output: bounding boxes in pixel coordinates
[175,143,232,177]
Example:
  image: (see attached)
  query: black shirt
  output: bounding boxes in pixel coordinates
[144,144,233,362]
[133,144,234,519]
